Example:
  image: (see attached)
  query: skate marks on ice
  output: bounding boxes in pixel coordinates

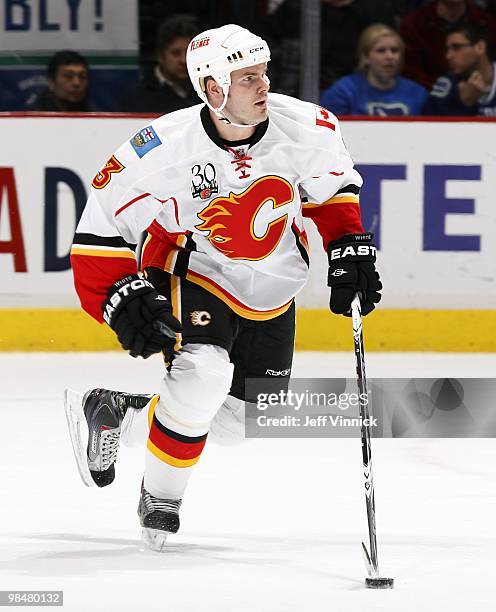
[0,532,238,575]
[1,529,496,612]
[1,529,381,587]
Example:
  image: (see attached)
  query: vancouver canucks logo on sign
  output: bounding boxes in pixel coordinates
[130,126,162,158]
[367,102,409,116]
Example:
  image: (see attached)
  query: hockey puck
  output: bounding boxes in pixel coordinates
[365,577,394,589]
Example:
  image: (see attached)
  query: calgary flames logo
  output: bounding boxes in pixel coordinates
[195,175,293,261]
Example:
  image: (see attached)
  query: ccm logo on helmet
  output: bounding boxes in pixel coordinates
[190,37,210,51]
[250,46,264,53]
[329,245,376,260]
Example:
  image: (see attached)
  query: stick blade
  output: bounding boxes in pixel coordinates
[361,541,374,578]
[365,577,394,589]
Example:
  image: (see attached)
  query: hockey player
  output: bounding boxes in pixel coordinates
[65,24,382,551]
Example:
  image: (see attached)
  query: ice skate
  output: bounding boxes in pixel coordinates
[64,388,152,487]
[138,486,182,552]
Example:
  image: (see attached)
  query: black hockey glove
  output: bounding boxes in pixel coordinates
[327,233,382,317]
[102,274,182,359]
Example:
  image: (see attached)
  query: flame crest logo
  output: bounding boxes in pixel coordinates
[195,175,293,260]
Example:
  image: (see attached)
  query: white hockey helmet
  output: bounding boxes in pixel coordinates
[186,24,270,113]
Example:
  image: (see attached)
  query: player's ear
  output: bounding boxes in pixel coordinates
[205,77,221,98]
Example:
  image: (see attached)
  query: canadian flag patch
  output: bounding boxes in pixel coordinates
[315,106,335,131]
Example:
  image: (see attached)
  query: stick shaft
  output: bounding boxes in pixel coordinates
[351,296,379,576]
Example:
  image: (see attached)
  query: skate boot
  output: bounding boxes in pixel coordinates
[64,388,152,488]
[138,485,182,552]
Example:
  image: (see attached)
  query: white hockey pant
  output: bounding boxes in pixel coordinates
[121,343,234,499]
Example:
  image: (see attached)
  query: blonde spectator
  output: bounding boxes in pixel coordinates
[320,24,427,116]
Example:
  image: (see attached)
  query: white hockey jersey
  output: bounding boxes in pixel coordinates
[71,93,364,322]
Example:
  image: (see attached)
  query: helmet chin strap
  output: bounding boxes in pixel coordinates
[205,84,260,129]
[216,111,259,129]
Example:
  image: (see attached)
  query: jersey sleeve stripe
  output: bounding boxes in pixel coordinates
[73,232,136,250]
[302,194,359,209]
[71,246,136,259]
[115,192,151,217]
[335,184,360,195]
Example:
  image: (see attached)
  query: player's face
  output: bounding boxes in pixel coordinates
[223,63,270,125]
[445,33,478,75]
[367,35,402,81]
[50,63,88,103]
[159,36,191,83]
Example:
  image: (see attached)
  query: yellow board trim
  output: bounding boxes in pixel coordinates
[295,309,496,352]
[0,308,495,352]
[146,439,200,468]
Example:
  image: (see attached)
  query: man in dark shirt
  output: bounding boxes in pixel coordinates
[424,22,496,116]
[25,51,95,112]
[116,14,201,113]
[400,0,496,89]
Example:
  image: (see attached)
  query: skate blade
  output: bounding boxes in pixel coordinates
[142,528,169,552]
[64,388,95,488]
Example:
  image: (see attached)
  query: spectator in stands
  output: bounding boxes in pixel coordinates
[320,24,427,115]
[424,22,496,115]
[24,51,95,112]
[265,0,407,97]
[400,0,496,89]
[115,14,201,113]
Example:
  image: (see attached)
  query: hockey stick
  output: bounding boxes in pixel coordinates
[351,295,394,589]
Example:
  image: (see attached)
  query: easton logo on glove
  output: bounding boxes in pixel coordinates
[328,244,376,261]
[102,273,182,359]
[327,233,382,317]
[329,268,348,277]
[103,278,154,325]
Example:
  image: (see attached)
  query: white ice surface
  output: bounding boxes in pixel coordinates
[1,352,496,611]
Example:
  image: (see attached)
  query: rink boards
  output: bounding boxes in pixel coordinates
[0,114,495,351]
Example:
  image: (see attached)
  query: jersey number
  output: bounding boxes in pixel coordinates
[92,155,125,190]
